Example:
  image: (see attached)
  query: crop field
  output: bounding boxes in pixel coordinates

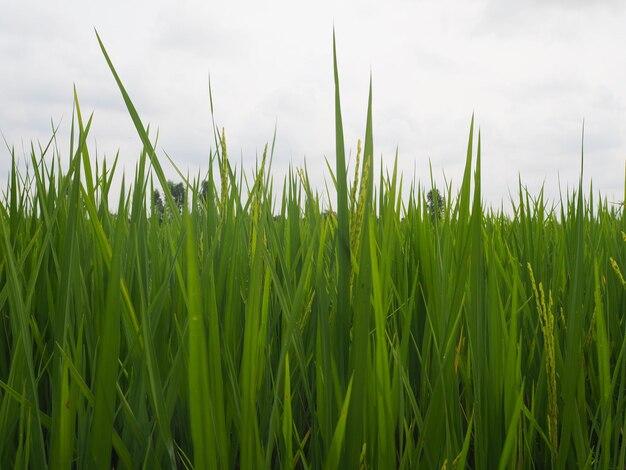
[1,35,625,469]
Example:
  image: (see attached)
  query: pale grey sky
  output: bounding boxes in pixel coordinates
[1,1,624,209]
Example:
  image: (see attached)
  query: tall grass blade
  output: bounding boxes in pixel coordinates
[324,375,354,470]
[332,30,351,384]
[88,192,124,469]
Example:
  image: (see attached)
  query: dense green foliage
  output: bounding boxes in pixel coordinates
[1,35,625,469]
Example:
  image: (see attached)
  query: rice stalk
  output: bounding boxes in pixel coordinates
[528,263,558,463]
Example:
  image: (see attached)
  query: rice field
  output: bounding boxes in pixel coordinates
[1,34,625,469]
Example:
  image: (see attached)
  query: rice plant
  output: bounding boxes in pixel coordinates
[0,32,625,469]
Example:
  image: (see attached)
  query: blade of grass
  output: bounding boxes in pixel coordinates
[324,375,354,470]
[88,189,124,469]
[332,30,351,385]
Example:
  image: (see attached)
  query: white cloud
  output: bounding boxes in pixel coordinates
[0,1,624,209]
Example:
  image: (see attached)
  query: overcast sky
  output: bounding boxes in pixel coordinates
[1,1,624,210]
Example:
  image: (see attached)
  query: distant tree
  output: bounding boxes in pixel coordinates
[152,181,186,221]
[427,188,444,222]
[167,180,185,213]
[200,180,209,201]
[152,189,164,222]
